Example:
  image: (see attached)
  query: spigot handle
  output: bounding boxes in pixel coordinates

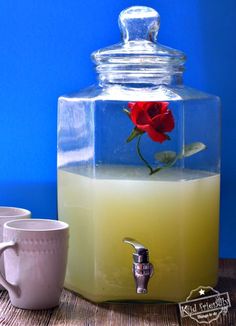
[123,238,146,254]
[123,238,149,263]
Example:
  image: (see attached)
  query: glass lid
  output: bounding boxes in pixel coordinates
[92,6,186,69]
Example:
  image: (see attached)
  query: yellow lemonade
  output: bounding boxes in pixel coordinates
[58,166,220,302]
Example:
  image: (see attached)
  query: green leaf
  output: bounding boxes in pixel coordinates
[155,151,177,164]
[183,142,207,157]
[126,127,144,143]
[123,108,131,117]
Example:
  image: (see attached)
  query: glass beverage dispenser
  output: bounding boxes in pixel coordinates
[57,6,220,302]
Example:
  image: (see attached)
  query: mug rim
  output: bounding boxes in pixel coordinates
[0,206,31,218]
[4,219,69,232]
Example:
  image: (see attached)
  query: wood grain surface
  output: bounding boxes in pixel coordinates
[0,259,235,326]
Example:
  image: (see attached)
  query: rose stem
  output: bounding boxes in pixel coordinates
[136,135,154,174]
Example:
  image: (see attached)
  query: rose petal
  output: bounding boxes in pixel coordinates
[135,123,151,133]
[130,103,151,126]
[159,102,169,113]
[162,111,175,132]
[146,102,161,117]
[128,102,136,110]
[129,104,142,124]
[151,111,174,132]
[145,125,169,143]
[146,102,169,118]
[136,110,152,125]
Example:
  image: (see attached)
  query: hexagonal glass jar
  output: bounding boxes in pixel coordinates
[57,6,221,303]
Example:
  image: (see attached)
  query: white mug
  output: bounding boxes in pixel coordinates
[0,207,31,290]
[0,219,69,310]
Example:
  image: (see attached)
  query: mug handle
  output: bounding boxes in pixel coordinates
[0,241,19,295]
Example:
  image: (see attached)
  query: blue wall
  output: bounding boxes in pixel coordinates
[0,1,235,257]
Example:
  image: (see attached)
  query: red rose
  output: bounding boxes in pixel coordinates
[128,101,175,143]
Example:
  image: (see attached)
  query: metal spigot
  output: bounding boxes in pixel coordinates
[123,238,154,294]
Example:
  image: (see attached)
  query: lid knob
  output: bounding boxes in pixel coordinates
[118,6,160,43]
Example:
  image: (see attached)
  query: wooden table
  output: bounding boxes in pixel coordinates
[0,259,235,326]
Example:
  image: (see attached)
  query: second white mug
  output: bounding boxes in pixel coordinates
[0,207,31,290]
